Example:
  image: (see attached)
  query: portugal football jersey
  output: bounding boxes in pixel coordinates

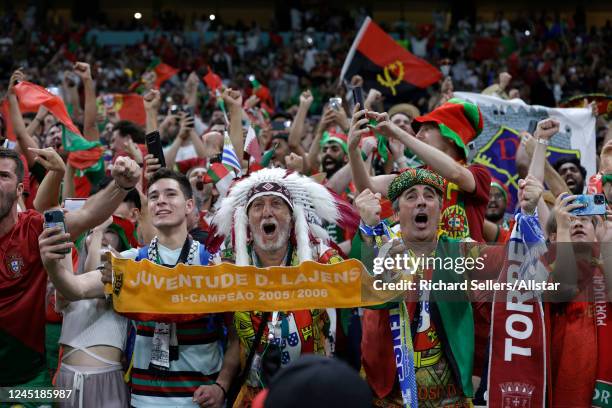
[0,210,47,385]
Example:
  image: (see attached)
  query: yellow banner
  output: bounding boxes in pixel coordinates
[105,255,392,317]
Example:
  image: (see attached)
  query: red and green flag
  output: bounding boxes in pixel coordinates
[99,94,146,126]
[204,163,235,198]
[203,68,223,93]
[12,81,106,194]
[340,17,442,103]
[149,58,179,89]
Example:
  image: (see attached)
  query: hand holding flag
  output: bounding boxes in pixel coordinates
[8,68,25,96]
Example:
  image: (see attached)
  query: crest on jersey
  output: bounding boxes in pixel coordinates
[6,255,24,278]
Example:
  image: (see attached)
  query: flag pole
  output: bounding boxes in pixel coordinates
[339,16,372,84]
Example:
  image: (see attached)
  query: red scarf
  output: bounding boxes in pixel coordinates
[548,260,612,407]
[488,231,546,408]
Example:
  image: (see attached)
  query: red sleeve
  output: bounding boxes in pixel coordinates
[26,209,44,235]
[467,164,491,204]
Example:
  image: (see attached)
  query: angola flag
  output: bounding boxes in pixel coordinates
[340,17,441,103]
[99,94,146,126]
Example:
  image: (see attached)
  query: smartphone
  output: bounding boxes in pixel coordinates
[182,105,194,117]
[329,97,342,111]
[271,121,288,131]
[352,86,366,129]
[63,198,87,212]
[352,86,364,109]
[527,119,538,135]
[569,194,607,216]
[145,131,166,168]
[43,210,70,254]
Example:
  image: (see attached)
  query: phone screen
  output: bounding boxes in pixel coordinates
[64,198,87,211]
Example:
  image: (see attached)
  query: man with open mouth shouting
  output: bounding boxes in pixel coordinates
[211,167,345,406]
[353,168,474,408]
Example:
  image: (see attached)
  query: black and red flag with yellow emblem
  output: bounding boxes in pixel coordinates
[340,17,442,103]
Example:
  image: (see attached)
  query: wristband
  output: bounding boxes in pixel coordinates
[213,382,227,400]
[114,180,135,192]
[536,138,549,146]
[359,221,390,238]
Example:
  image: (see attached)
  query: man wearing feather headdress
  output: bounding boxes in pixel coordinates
[212,167,346,405]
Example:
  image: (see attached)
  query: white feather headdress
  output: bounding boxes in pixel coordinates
[212,168,340,265]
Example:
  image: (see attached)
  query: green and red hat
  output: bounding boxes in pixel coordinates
[490,178,509,202]
[412,98,483,159]
[388,168,446,201]
[320,129,348,154]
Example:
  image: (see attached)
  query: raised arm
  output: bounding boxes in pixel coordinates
[30,147,66,212]
[222,88,244,165]
[26,106,48,138]
[288,90,313,157]
[64,156,141,240]
[370,112,476,193]
[73,62,99,141]
[347,106,395,194]
[39,226,104,301]
[528,119,560,183]
[7,69,38,167]
[143,89,161,134]
[184,72,199,111]
[306,109,332,174]
[519,131,569,196]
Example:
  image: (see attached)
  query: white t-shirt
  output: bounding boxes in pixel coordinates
[163,143,197,163]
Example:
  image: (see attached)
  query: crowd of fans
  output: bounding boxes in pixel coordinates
[0,5,611,408]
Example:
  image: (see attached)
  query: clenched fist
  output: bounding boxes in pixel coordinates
[111,156,141,190]
[355,188,382,226]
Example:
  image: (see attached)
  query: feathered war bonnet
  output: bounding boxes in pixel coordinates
[212,168,340,266]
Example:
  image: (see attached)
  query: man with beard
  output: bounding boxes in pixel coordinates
[212,167,344,406]
[320,129,348,179]
[0,147,141,393]
[553,156,586,195]
[185,164,225,242]
[484,179,514,243]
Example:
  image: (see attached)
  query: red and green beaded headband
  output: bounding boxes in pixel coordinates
[388,168,445,201]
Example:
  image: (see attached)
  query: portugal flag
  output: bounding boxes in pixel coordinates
[340,17,441,101]
[99,94,146,126]
[149,58,178,88]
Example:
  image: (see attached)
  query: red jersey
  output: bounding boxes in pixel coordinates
[0,210,47,385]
[439,164,491,242]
